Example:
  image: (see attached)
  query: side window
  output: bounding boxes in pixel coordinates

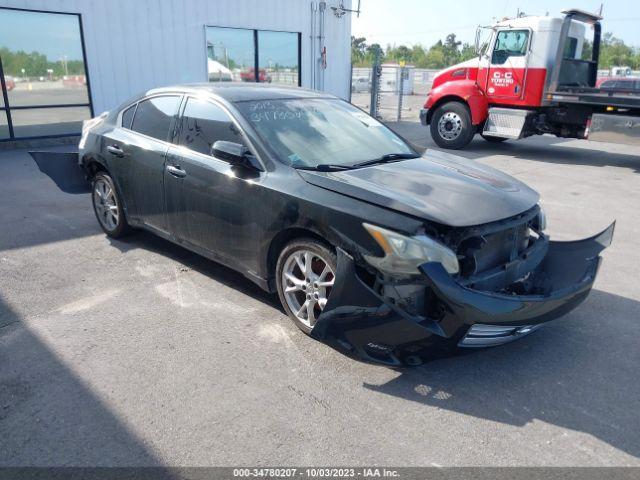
[131,96,180,141]
[121,104,136,129]
[178,97,244,156]
[563,37,578,59]
[492,30,529,64]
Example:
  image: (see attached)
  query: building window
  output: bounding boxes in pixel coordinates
[206,27,255,83]
[0,7,93,141]
[206,26,300,86]
[0,110,8,140]
[258,31,299,86]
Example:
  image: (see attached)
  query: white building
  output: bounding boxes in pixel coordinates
[0,0,352,142]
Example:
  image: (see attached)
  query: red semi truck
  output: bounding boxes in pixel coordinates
[420,9,640,149]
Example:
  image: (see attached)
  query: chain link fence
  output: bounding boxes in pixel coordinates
[350,66,439,122]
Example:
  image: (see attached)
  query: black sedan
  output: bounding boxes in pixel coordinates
[65,84,612,365]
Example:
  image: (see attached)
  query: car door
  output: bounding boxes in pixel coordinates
[164,96,262,263]
[484,29,530,101]
[104,95,181,234]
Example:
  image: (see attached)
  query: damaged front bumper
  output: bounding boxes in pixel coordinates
[311,222,615,366]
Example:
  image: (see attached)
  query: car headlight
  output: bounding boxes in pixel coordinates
[363,223,459,276]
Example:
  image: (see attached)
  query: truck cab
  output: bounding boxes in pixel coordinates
[419,9,640,150]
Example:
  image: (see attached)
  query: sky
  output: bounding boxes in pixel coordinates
[0,8,84,61]
[351,0,640,48]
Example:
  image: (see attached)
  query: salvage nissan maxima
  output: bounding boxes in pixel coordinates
[70,84,613,365]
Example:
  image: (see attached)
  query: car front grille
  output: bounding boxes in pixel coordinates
[458,221,531,278]
[444,206,546,293]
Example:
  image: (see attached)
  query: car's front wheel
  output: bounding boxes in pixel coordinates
[276,239,337,334]
[91,172,130,238]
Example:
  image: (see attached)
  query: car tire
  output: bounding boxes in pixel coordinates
[91,172,131,238]
[481,134,508,143]
[276,239,337,335]
[430,101,475,149]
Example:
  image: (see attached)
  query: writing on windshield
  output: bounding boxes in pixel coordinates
[236,98,413,168]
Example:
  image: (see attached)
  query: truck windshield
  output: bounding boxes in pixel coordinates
[235,98,415,168]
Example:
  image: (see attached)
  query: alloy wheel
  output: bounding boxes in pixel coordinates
[281,249,335,328]
[93,177,119,232]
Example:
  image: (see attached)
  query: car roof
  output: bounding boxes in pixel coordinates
[143,83,336,103]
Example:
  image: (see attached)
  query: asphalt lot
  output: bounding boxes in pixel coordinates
[1,123,639,466]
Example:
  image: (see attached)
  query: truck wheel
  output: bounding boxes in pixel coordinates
[481,134,508,143]
[430,102,475,149]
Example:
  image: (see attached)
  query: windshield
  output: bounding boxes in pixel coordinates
[235,98,415,168]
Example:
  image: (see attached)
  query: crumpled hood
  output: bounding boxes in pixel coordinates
[298,150,539,227]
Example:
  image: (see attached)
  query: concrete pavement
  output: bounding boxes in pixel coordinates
[1,128,639,466]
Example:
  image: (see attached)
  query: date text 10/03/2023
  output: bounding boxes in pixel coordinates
[232,468,400,478]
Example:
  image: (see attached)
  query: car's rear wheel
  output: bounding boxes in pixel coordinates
[276,239,337,334]
[430,101,475,149]
[91,172,130,238]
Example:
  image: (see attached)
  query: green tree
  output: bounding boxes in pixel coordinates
[351,31,585,70]
[598,33,639,69]
[386,44,412,63]
[459,43,477,62]
[410,45,428,67]
[442,33,462,65]
[424,42,446,68]
[0,47,85,77]
[365,43,383,64]
[351,36,367,65]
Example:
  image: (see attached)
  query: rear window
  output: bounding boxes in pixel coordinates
[131,96,180,141]
[563,37,578,59]
[121,104,136,129]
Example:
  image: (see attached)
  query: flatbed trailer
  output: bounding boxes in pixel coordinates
[547,87,640,109]
[420,8,640,149]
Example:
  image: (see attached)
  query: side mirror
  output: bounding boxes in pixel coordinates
[474,27,481,55]
[211,140,263,171]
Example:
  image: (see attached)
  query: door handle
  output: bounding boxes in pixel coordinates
[106,145,125,157]
[166,164,187,178]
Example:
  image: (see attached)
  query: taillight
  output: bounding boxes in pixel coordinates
[82,112,108,135]
[79,112,108,149]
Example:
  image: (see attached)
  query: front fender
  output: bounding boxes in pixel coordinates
[426,80,489,125]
